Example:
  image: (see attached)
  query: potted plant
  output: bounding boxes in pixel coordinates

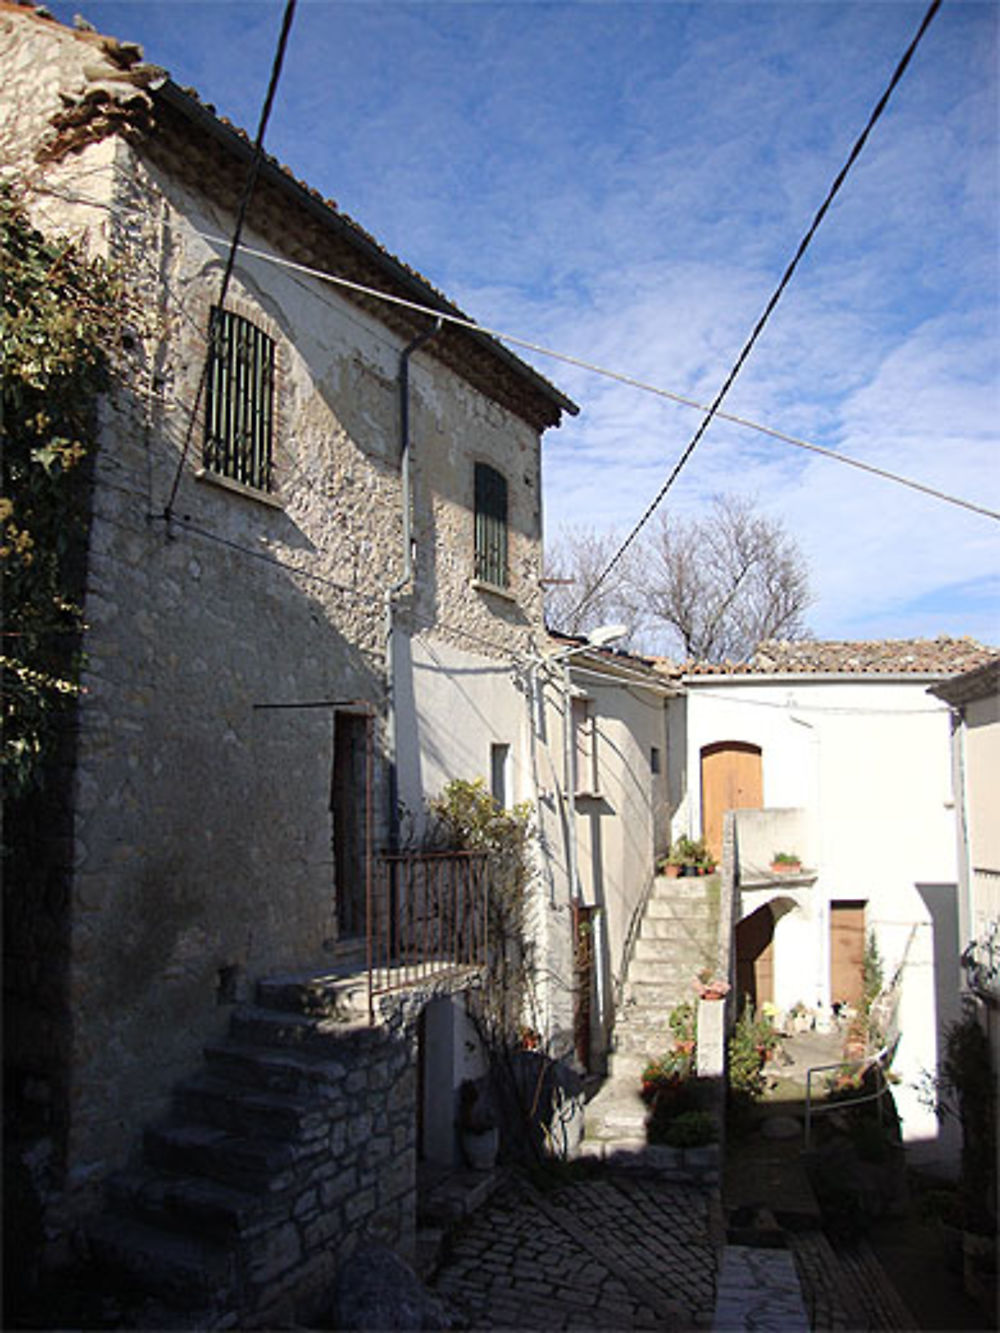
[457,1078,499,1171]
[770,851,802,873]
[672,835,710,877]
[694,967,730,1001]
[657,851,682,879]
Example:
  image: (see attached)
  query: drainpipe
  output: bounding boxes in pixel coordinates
[384,319,442,850]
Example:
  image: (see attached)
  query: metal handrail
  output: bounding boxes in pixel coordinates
[803,1043,895,1149]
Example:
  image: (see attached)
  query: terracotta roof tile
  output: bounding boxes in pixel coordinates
[681,636,998,678]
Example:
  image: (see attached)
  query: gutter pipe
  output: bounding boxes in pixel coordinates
[385,319,441,850]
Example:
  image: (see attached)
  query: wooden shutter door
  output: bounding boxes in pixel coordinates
[700,741,763,863]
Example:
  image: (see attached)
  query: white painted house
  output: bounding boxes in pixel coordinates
[664,637,997,1163]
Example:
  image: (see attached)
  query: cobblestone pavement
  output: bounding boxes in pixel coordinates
[430,1170,721,1330]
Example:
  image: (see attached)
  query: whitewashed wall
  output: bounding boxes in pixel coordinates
[675,676,959,1154]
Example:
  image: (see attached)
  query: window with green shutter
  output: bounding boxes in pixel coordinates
[203,306,275,492]
[474,462,509,588]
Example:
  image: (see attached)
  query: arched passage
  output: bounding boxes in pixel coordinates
[735,902,774,1009]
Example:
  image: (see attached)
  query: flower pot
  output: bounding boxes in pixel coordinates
[770,861,801,874]
[461,1126,499,1171]
[664,863,681,879]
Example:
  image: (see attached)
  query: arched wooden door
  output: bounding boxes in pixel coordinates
[701,741,763,863]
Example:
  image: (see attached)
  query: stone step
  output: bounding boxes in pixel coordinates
[203,1041,352,1098]
[628,958,702,985]
[639,916,714,941]
[256,969,369,1021]
[584,1084,648,1139]
[87,1212,236,1306]
[144,1122,306,1195]
[607,1050,653,1081]
[633,936,712,963]
[175,1072,333,1144]
[107,1168,276,1240]
[645,895,714,920]
[229,1004,372,1053]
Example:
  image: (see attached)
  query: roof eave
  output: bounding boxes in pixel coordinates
[156,81,579,423]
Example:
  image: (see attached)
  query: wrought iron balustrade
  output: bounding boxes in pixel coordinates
[367,849,489,1020]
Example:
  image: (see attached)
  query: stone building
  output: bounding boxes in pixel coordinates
[2,3,585,1318]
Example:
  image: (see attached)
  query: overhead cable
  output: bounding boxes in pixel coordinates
[162,0,298,521]
[192,226,997,525]
[571,0,944,622]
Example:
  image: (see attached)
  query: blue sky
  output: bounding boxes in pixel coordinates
[50,0,1000,646]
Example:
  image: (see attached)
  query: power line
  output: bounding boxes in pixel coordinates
[572,0,945,622]
[192,227,997,525]
[163,0,298,521]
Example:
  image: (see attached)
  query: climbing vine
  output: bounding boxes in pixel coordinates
[1,186,125,795]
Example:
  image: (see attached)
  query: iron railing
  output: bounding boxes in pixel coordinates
[367,850,489,1021]
[803,1042,897,1149]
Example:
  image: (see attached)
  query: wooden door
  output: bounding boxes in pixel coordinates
[332,711,369,937]
[830,901,866,1008]
[701,742,763,863]
[735,904,774,1010]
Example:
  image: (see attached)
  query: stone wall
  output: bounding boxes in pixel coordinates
[2,1,554,1238]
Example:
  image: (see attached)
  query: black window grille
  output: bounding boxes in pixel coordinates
[203,307,275,492]
[474,462,508,588]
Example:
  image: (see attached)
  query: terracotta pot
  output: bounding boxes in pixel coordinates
[664,863,681,879]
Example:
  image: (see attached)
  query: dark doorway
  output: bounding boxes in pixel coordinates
[332,710,369,938]
[735,903,775,1010]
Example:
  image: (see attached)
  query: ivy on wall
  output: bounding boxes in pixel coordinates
[1,187,125,795]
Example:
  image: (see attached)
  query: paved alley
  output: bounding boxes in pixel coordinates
[430,1169,721,1330]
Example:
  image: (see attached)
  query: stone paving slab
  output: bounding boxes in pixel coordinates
[430,1170,720,1330]
[712,1246,809,1331]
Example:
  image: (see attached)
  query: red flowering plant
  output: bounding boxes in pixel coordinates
[695,967,731,1001]
[640,1001,697,1105]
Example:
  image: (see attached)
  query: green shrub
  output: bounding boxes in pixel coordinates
[657,1109,717,1149]
[727,1003,779,1101]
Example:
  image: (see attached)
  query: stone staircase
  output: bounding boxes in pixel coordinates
[84,963,412,1329]
[582,875,719,1157]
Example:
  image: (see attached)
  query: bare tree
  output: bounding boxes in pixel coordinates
[543,525,642,646]
[636,495,811,661]
[544,496,811,662]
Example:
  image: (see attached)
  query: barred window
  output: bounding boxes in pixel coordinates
[474,462,508,588]
[203,307,275,492]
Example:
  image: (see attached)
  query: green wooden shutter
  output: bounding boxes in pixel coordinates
[204,307,275,492]
[475,463,508,587]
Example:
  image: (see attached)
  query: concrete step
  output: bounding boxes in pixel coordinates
[144,1122,305,1195]
[107,1168,276,1240]
[256,969,368,1021]
[87,1212,236,1305]
[175,1072,332,1143]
